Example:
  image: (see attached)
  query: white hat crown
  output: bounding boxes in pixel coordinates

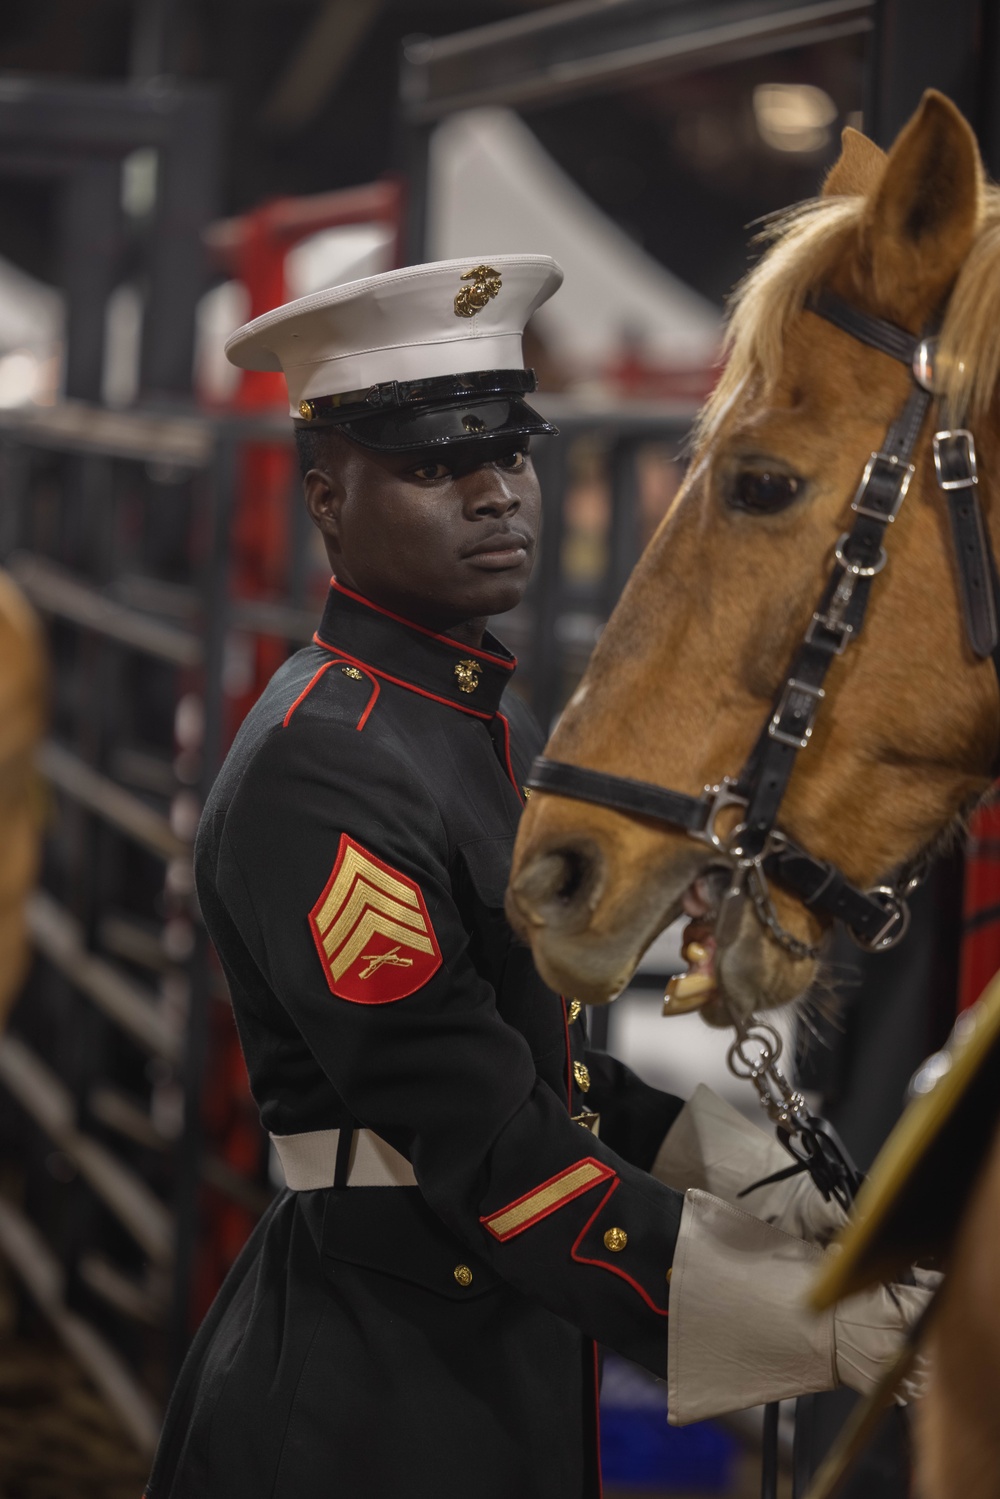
[225,254,563,419]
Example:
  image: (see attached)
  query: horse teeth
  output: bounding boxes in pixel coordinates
[662,971,717,1015]
[683,941,709,965]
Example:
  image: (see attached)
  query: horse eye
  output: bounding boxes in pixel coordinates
[730,470,803,513]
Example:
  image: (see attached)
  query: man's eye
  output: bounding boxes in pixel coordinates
[412,462,450,481]
[729,469,803,513]
[497,451,526,472]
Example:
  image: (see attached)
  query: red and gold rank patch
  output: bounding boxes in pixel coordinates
[308,834,442,1004]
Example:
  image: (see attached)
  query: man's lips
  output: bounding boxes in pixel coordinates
[462,532,531,569]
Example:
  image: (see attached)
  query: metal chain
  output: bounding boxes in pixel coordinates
[746,862,823,962]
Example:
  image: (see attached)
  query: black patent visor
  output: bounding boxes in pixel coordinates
[338,395,558,452]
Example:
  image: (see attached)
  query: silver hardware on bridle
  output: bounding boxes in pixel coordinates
[726,1018,806,1131]
[725,1012,863,1213]
[525,289,1000,969]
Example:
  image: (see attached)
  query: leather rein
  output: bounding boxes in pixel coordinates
[526,289,1000,963]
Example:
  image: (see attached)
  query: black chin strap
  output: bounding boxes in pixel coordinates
[525,287,1000,959]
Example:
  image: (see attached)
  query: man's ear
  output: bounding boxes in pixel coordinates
[304,464,345,556]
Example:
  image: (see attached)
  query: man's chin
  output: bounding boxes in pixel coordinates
[461,568,533,621]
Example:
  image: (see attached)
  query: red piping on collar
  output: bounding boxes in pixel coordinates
[329,578,516,670]
[283,658,380,730]
[313,636,495,720]
[562,997,573,1111]
[570,1178,669,1316]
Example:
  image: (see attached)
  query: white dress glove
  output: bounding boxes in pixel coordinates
[652,1083,847,1245]
[667,1189,933,1425]
[834,1281,931,1403]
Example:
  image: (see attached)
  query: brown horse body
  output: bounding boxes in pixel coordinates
[507,94,1000,1495]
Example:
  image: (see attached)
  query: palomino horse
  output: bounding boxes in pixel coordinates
[507,92,1000,1494]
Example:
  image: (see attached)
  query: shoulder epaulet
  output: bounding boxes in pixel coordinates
[283,655,379,732]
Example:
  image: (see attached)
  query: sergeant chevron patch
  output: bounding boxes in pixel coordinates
[308,834,442,1003]
[480,1157,615,1242]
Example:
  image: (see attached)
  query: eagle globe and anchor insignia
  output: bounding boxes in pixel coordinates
[453,658,482,694]
[454,265,502,318]
[309,834,442,1003]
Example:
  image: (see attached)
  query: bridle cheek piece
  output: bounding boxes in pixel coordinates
[526,289,1000,962]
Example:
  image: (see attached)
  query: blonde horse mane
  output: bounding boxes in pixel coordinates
[699,182,1000,443]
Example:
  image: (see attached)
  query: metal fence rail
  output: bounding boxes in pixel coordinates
[0,388,692,1415]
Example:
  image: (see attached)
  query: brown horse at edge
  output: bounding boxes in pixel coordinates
[507,93,1000,1495]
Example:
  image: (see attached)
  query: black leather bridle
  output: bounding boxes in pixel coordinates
[526,289,1000,962]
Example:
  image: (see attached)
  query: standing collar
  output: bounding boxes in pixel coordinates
[314,580,516,718]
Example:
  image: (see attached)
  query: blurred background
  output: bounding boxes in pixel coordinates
[0,2,996,1495]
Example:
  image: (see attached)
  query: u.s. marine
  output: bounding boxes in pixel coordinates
[146,257,929,1499]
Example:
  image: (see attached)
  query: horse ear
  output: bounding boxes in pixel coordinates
[822,127,885,197]
[862,90,982,314]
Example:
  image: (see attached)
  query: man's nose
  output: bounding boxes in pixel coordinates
[461,467,520,516]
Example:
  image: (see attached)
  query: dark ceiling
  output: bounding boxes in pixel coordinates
[0,0,866,307]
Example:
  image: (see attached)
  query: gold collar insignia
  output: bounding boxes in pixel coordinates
[454,658,482,694]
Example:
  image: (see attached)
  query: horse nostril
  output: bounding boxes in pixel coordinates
[510,843,604,930]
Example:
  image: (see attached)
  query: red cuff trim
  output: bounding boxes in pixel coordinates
[571,1178,669,1316]
[480,1157,614,1242]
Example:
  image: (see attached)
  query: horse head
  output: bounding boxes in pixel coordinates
[508,91,1000,1024]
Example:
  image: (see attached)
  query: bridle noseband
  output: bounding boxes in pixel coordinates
[526,289,1000,962]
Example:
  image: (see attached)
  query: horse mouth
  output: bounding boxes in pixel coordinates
[662,870,735,1018]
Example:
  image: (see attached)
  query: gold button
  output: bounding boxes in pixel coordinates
[341,666,363,680]
[573,1059,590,1093]
[454,1264,473,1287]
[567,999,582,1025]
[522,786,533,800]
[603,1227,628,1253]
[298,399,315,420]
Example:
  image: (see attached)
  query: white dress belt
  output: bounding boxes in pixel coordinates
[270,1127,417,1190]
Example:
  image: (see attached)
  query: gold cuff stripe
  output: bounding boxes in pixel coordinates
[484,1160,609,1240]
[315,844,419,931]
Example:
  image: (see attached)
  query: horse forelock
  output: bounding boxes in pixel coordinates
[696,181,1000,449]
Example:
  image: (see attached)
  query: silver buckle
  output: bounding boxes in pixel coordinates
[933,429,978,490]
[805,611,853,655]
[850,887,911,952]
[768,678,825,750]
[695,778,749,851]
[850,450,914,522]
[834,533,887,577]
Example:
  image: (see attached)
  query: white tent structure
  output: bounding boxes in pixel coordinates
[0,107,720,406]
[0,255,63,408]
[429,108,720,379]
[197,106,720,401]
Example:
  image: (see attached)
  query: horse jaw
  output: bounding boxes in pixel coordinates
[507,797,819,1018]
